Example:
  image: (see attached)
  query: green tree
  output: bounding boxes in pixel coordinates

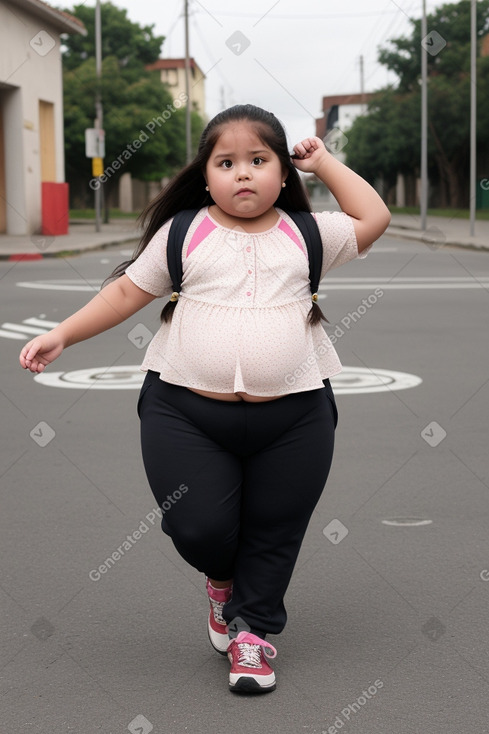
[345,89,421,190]
[61,2,204,210]
[61,1,164,79]
[346,0,489,207]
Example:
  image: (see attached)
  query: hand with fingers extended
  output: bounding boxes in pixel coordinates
[19,331,65,374]
[291,136,329,174]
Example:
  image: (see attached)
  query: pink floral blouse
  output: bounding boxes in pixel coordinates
[125,207,369,396]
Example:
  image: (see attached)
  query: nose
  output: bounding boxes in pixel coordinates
[235,162,252,180]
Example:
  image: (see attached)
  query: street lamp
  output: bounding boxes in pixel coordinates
[420,0,428,232]
[95,0,103,232]
[184,0,192,164]
[470,0,477,237]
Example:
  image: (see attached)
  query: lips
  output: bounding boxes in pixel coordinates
[236,188,254,196]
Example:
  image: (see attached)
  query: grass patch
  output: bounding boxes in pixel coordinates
[389,206,489,220]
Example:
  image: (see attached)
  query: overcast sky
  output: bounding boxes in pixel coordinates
[67,0,457,146]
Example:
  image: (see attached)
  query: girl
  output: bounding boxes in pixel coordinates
[20,105,390,695]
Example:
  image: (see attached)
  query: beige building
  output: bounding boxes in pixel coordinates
[0,0,85,235]
[146,58,206,117]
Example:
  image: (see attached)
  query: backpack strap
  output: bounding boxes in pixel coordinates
[284,210,323,303]
[166,208,200,303]
[166,208,323,305]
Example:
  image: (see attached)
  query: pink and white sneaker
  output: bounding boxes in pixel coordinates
[227,631,277,693]
[206,578,232,655]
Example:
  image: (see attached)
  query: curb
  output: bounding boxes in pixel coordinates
[0,236,140,262]
[7,253,44,261]
[387,226,489,252]
[1,228,487,260]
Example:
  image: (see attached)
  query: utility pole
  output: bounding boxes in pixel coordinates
[359,55,366,113]
[420,0,428,232]
[94,0,103,232]
[469,0,477,237]
[184,0,192,164]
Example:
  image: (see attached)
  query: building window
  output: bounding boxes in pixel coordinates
[162,68,178,86]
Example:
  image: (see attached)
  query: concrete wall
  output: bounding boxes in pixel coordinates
[0,3,65,234]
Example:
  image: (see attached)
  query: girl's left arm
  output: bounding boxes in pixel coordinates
[292,137,391,252]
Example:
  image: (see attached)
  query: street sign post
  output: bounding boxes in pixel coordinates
[91,157,104,177]
[85,128,105,158]
[85,127,105,232]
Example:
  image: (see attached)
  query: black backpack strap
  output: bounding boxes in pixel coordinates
[166,208,323,305]
[166,209,200,303]
[284,210,323,303]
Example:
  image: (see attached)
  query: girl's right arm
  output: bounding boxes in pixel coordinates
[19,275,157,374]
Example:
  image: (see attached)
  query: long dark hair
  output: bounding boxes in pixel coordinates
[104,104,326,325]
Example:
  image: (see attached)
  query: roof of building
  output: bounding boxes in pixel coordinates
[319,93,375,111]
[315,92,378,139]
[146,58,205,77]
[10,0,87,35]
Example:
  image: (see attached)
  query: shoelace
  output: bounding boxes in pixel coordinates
[232,632,277,668]
[209,597,226,625]
[236,643,263,668]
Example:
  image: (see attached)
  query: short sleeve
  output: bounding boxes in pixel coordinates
[125,219,174,298]
[313,211,371,280]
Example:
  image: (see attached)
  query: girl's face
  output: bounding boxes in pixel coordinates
[205,121,286,221]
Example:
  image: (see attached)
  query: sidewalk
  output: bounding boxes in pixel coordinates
[0,220,141,261]
[388,212,489,251]
[0,213,487,260]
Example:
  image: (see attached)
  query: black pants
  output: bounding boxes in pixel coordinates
[137,370,338,638]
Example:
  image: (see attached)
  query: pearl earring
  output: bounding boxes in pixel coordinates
[205,185,209,191]
[282,182,286,188]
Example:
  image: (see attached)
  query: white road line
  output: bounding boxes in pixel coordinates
[319,283,489,291]
[324,277,489,282]
[16,280,101,291]
[0,330,26,340]
[0,317,59,340]
[23,317,60,328]
[1,323,49,335]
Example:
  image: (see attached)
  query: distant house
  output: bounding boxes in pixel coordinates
[0,0,86,235]
[146,57,206,117]
[309,93,375,207]
[316,93,375,161]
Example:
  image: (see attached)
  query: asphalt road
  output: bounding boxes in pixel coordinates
[1,234,489,734]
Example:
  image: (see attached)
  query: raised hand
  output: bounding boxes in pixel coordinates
[291,137,329,173]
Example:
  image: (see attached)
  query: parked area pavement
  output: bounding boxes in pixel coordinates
[0,212,487,260]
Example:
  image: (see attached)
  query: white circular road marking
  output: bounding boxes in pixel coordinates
[34,365,422,393]
[381,518,433,527]
[331,366,422,394]
[34,365,144,389]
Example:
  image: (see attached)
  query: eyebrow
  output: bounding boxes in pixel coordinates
[213,149,270,159]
